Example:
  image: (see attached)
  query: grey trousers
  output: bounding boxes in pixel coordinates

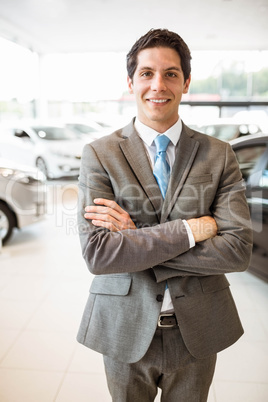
[103,327,217,402]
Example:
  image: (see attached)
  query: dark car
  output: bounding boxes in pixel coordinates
[230,133,268,282]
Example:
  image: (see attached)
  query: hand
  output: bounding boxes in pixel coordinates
[187,216,217,243]
[84,198,137,232]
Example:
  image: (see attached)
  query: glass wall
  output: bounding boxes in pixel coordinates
[0,37,268,130]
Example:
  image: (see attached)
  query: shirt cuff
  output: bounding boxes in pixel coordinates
[182,219,195,248]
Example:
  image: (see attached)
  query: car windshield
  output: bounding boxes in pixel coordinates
[32,126,77,140]
[66,123,102,134]
[200,124,238,141]
[235,144,267,181]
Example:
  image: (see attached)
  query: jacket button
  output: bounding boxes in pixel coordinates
[156,294,164,302]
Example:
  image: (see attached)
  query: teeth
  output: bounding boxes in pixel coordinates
[150,99,168,103]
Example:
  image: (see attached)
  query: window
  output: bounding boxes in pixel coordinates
[235,145,267,181]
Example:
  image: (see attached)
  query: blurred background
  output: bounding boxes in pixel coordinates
[0,1,268,401]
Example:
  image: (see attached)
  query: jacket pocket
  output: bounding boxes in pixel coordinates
[90,274,132,296]
[186,174,212,185]
[199,275,230,293]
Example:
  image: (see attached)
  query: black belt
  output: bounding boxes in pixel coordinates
[158,313,178,328]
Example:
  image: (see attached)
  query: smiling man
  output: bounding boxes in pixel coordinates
[127,46,190,133]
[77,29,252,402]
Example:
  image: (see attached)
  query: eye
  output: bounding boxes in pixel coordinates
[141,71,152,77]
[166,72,177,78]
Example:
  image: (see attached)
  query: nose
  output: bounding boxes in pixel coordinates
[151,73,166,92]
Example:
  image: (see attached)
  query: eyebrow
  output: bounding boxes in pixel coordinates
[165,67,182,72]
[138,66,182,72]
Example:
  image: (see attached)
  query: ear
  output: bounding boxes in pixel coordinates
[127,76,134,94]
[183,74,191,94]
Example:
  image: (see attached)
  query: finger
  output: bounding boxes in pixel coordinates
[85,204,130,225]
[84,200,136,231]
[93,198,127,214]
[84,212,116,223]
[85,211,125,230]
[85,205,120,216]
[85,207,125,223]
[85,211,135,231]
[91,219,118,232]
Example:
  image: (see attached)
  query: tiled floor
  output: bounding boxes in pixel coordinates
[0,181,268,402]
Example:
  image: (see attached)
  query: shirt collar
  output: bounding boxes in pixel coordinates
[134,118,182,147]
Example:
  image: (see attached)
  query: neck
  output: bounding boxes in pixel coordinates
[137,117,180,134]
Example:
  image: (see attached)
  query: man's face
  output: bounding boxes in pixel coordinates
[127,47,191,133]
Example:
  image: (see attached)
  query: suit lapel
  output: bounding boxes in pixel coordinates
[120,123,163,222]
[119,120,200,223]
[161,125,200,223]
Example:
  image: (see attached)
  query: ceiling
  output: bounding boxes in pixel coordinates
[0,0,268,54]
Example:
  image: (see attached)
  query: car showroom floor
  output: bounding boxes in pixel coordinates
[0,181,268,402]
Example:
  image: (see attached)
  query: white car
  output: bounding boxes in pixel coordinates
[63,120,112,141]
[192,118,262,142]
[0,158,47,244]
[0,123,87,179]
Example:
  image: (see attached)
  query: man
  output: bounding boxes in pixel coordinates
[77,29,252,401]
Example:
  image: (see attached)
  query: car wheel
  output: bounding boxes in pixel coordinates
[0,202,16,245]
[36,157,48,179]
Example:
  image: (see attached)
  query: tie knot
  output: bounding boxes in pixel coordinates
[154,135,170,153]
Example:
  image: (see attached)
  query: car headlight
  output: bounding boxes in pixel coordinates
[50,150,65,157]
[0,168,14,178]
[50,150,81,159]
[0,168,46,184]
[15,171,46,184]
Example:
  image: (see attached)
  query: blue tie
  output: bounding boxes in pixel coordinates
[153,135,171,293]
[153,135,171,198]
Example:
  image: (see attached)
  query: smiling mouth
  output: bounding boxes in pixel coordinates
[148,99,169,104]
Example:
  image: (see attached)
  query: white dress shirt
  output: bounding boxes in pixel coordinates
[134,118,195,312]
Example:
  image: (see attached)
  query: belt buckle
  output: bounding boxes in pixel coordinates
[158,313,177,328]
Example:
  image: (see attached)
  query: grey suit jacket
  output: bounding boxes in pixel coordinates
[77,119,252,362]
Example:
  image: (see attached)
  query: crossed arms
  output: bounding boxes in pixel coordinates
[78,140,252,279]
[84,198,217,243]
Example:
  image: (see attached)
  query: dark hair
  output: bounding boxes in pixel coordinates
[126,28,191,83]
